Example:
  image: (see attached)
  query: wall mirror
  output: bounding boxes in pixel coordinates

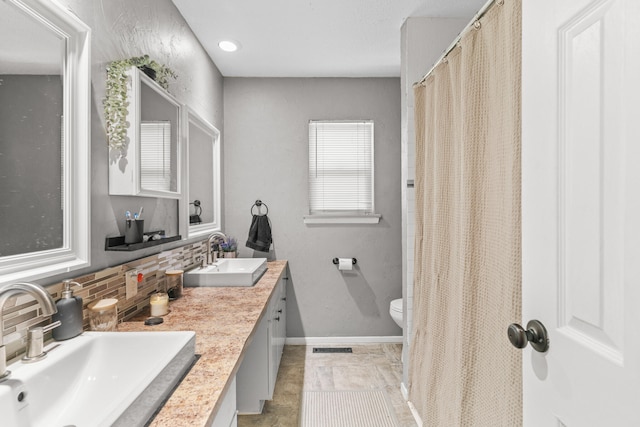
[0,0,91,286]
[109,67,182,198]
[183,107,221,238]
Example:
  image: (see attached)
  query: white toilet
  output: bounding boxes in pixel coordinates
[389,298,403,328]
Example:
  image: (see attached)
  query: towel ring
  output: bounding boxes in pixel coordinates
[251,200,269,216]
[190,200,202,216]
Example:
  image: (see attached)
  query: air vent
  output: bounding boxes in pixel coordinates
[312,347,352,353]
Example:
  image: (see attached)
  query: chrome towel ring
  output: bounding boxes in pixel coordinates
[251,200,269,216]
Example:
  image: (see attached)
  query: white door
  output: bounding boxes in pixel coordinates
[521,0,640,425]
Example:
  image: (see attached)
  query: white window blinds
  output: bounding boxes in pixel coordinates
[308,120,374,215]
[140,121,172,191]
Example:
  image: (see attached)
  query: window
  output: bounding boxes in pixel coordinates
[305,120,380,224]
[140,121,172,192]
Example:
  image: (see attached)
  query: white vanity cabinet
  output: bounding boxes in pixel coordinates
[236,275,287,414]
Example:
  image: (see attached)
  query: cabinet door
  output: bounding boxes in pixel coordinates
[209,377,236,427]
[236,314,269,414]
[276,277,287,368]
[268,276,287,397]
[267,282,280,400]
[109,67,182,198]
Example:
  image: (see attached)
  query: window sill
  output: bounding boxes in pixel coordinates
[303,214,381,224]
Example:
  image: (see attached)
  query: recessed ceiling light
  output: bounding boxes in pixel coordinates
[218,40,240,52]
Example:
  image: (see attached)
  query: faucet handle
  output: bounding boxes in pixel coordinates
[42,320,61,334]
[22,320,61,363]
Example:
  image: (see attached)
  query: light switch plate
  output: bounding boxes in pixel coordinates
[126,270,138,299]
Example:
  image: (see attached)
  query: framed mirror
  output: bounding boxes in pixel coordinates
[183,107,221,238]
[109,67,182,198]
[0,0,91,285]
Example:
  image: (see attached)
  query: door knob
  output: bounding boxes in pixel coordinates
[507,319,549,353]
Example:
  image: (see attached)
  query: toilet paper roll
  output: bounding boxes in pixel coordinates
[338,258,353,271]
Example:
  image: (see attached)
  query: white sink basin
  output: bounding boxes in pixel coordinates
[0,330,195,427]
[184,258,268,287]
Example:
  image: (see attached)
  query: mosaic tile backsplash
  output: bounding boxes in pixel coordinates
[2,240,207,362]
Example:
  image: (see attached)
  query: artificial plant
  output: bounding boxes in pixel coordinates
[104,55,177,155]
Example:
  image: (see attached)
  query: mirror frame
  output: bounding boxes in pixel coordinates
[0,0,91,286]
[182,107,221,239]
[108,67,182,199]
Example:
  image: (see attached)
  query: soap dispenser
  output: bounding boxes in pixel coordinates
[52,280,84,340]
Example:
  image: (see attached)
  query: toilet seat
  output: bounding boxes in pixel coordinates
[390,299,402,313]
[389,299,403,328]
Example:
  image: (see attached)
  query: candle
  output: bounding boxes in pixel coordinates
[150,292,169,316]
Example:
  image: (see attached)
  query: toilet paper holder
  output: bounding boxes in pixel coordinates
[332,258,357,265]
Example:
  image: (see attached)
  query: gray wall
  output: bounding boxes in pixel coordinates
[28,0,225,285]
[6,1,403,340]
[223,78,402,338]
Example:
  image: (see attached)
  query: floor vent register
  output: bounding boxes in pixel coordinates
[312,347,353,353]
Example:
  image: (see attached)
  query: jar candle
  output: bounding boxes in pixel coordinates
[88,298,118,331]
[150,292,169,316]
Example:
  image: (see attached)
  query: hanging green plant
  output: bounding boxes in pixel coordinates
[103,55,177,155]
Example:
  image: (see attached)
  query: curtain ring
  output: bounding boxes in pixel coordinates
[473,20,481,30]
[497,0,504,5]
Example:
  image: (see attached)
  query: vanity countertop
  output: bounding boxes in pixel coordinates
[117,260,288,426]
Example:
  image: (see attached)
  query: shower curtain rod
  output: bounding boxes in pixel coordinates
[415,0,498,86]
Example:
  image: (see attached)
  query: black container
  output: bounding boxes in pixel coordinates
[124,219,144,244]
[52,280,83,341]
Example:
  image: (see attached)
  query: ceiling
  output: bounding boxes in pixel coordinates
[171,0,487,78]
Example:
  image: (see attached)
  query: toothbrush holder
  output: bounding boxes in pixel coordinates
[124,219,144,244]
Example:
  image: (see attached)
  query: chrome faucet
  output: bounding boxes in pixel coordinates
[0,282,57,381]
[206,232,227,265]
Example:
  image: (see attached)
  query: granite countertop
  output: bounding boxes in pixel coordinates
[117,260,288,426]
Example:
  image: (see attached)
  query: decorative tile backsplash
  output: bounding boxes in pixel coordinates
[2,240,207,361]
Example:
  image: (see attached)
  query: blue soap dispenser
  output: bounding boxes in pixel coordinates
[52,280,84,340]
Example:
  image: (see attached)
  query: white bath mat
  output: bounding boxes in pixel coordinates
[300,389,400,427]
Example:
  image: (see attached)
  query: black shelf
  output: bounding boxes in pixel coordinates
[105,230,181,251]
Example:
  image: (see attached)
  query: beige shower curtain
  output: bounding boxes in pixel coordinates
[409,0,522,425]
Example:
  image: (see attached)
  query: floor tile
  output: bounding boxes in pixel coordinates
[238,344,417,427]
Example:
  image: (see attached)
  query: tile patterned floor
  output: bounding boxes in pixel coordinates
[238,344,418,427]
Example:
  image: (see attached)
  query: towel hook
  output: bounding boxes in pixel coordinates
[251,200,269,216]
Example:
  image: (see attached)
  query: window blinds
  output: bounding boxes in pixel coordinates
[308,121,374,214]
[140,121,172,191]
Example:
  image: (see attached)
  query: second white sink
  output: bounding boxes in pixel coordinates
[184,258,268,287]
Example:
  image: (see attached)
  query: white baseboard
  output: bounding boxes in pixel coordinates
[401,382,409,400]
[285,336,403,345]
[407,400,423,427]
